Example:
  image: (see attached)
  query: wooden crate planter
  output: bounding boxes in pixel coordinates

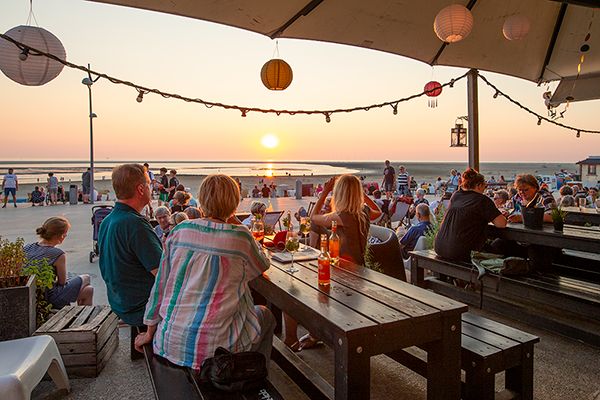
[35,305,118,378]
[0,275,36,341]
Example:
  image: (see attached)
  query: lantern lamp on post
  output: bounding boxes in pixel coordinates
[451,117,468,147]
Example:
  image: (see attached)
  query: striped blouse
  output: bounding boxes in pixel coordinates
[143,218,270,370]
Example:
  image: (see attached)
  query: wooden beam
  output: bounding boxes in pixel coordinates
[467,69,480,171]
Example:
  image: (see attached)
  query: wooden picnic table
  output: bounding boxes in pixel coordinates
[249,256,467,400]
[486,222,600,254]
[562,206,600,226]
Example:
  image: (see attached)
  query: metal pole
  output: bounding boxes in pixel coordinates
[88,84,94,204]
[467,69,480,171]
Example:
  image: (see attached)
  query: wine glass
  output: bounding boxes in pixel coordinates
[300,216,311,249]
[578,197,587,211]
[251,218,264,244]
[285,230,300,273]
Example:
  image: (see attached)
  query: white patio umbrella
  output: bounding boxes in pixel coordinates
[89,0,600,167]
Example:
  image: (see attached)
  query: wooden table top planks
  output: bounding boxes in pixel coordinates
[486,223,600,253]
[250,257,467,400]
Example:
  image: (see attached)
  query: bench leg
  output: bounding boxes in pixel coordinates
[334,337,370,400]
[505,344,535,400]
[426,314,462,400]
[411,257,424,287]
[463,365,495,400]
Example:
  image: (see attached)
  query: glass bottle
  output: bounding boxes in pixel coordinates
[329,220,340,266]
[251,215,264,244]
[318,234,331,286]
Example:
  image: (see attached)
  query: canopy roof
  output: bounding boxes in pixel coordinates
[90,0,599,84]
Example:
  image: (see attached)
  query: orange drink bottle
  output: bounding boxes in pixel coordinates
[318,234,331,286]
[329,220,340,266]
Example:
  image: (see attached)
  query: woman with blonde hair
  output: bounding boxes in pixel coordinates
[309,174,381,265]
[24,217,94,308]
[135,174,275,370]
[284,174,381,351]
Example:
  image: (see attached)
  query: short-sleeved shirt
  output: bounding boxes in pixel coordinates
[400,221,432,252]
[159,175,169,194]
[434,189,501,262]
[383,166,395,184]
[48,176,58,189]
[168,177,179,200]
[98,202,163,326]
[144,219,269,369]
[524,188,556,212]
[397,172,409,187]
[3,174,17,188]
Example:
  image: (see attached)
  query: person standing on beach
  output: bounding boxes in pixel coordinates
[157,167,169,206]
[82,168,91,203]
[381,160,396,198]
[47,172,59,205]
[167,169,179,202]
[396,165,411,196]
[98,163,163,358]
[2,168,18,208]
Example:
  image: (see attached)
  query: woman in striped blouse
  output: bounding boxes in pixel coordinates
[135,174,275,370]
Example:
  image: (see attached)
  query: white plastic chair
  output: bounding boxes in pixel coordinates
[0,335,70,400]
[403,236,428,273]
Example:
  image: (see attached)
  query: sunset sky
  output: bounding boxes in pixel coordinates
[1,0,599,162]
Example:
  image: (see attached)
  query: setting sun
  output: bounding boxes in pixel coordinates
[261,134,279,149]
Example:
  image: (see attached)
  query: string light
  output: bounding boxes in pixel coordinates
[576,130,581,138]
[18,48,28,61]
[136,89,146,103]
[493,90,500,99]
[0,32,598,136]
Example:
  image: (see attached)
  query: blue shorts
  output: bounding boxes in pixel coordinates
[47,276,83,308]
[4,188,16,196]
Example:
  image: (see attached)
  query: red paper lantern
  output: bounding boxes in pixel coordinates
[424,81,442,108]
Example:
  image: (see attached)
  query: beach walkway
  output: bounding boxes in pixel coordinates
[2,200,599,399]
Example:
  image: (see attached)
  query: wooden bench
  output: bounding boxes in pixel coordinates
[409,249,600,346]
[390,312,539,400]
[138,329,283,400]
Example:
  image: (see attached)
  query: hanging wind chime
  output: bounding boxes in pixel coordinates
[424,81,442,108]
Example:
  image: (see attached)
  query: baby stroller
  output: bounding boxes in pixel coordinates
[90,205,113,263]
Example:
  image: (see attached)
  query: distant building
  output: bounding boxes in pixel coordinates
[576,156,600,188]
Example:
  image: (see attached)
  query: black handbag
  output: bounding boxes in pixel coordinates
[198,347,267,392]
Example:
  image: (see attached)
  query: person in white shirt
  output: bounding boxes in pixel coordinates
[2,168,18,208]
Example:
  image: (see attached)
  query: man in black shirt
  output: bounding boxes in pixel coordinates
[167,169,179,201]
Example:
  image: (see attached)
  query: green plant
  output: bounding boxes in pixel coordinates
[22,258,55,326]
[423,204,445,250]
[282,214,291,230]
[550,207,567,223]
[364,243,383,273]
[0,237,28,288]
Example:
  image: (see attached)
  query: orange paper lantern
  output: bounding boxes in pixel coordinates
[503,15,530,41]
[260,59,293,90]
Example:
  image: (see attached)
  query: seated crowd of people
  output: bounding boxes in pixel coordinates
[28,162,598,374]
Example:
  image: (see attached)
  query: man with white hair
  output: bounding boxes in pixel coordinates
[399,203,432,258]
[153,206,172,239]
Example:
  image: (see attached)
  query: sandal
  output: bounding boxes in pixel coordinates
[299,334,323,350]
[284,340,302,352]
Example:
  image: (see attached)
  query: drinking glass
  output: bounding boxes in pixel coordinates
[251,218,264,244]
[579,197,587,211]
[285,230,300,273]
[300,216,311,249]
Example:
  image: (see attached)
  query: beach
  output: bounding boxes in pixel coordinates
[1,161,580,200]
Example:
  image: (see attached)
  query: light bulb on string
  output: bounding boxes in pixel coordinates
[18,48,28,61]
[537,117,542,126]
[493,90,500,99]
[576,130,581,138]
[136,90,145,103]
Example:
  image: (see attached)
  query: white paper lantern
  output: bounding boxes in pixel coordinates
[0,25,66,86]
[434,4,474,43]
[503,15,530,41]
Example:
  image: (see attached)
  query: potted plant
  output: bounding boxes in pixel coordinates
[551,207,568,232]
[0,237,36,340]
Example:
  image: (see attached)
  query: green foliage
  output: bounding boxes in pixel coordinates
[550,206,567,223]
[0,237,27,287]
[424,204,446,250]
[364,243,383,273]
[22,258,56,327]
[282,215,291,230]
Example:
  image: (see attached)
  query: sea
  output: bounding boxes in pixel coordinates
[0,160,579,185]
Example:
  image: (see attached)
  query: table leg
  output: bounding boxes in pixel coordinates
[505,343,535,400]
[426,314,462,400]
[334,337,370,400]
